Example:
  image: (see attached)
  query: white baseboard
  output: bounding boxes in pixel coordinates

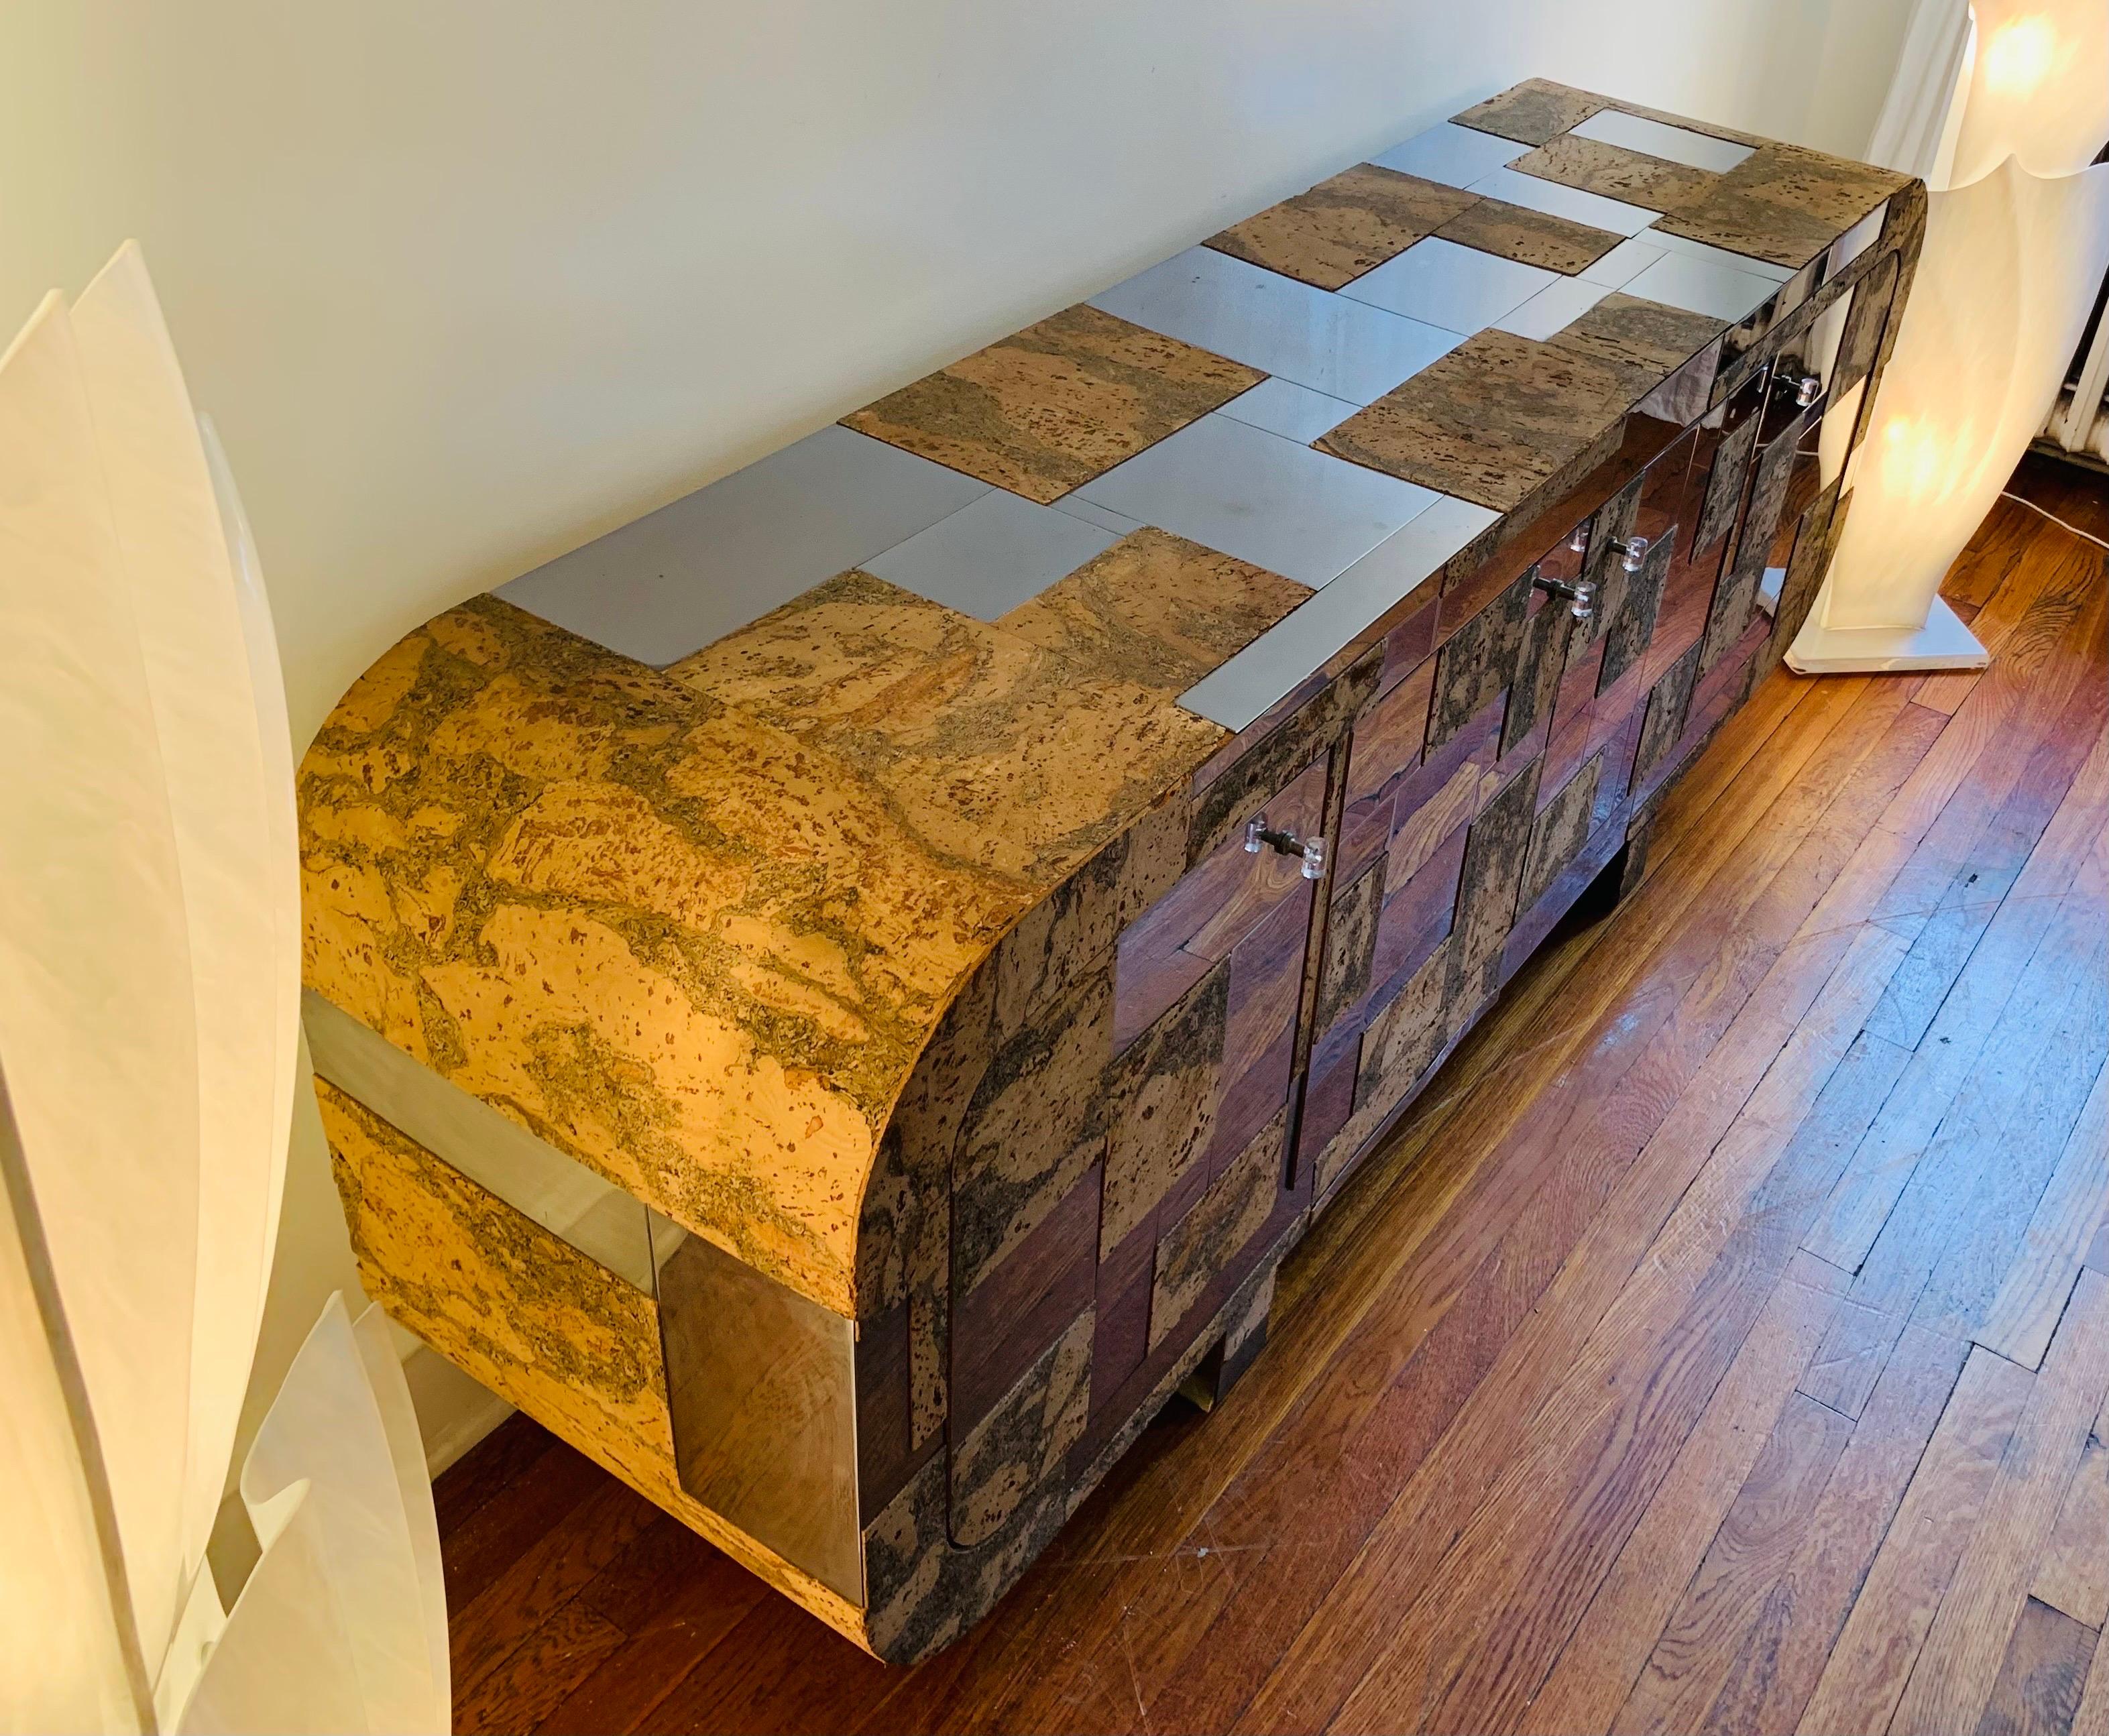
[400,1342,515,1477]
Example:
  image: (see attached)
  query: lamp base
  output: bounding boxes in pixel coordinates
[1785,594,1989,675]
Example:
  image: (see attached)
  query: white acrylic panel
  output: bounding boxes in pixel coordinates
[0,293,201,1673]
[1074,412,1439,589]
[1090,247,1462,405]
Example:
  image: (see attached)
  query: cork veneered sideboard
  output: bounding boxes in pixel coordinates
[300,80,1921,1662]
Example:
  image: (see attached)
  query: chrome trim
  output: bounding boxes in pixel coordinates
[657,1232,864,1604]
[302,987,667,1291]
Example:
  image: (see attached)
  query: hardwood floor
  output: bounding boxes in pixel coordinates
[437,459,2108,1736]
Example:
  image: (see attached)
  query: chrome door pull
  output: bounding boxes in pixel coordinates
[1245,816,1328,880]
[1534,572,1599,622]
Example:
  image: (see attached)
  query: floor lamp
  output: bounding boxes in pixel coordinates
[1788,0,2109,675]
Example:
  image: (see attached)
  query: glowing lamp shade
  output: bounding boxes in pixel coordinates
[1805,158,2109,654]
[1951,0,2109,181]
[1,249,447,1734]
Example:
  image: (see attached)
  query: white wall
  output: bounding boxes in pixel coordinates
[0,0,1913,1471]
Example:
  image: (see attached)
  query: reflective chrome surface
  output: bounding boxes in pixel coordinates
[1340,235,1555,335]
[1050,496,1143,535]
[1216,375,1361,442]
[1090,246,1462,405]
[1470,165,1662,235]
[864,487,1121,620]
[1369,121,1527,188]
[1177,493,1498,729]
[1577,233,1672,288]
[1074,412,1440,589]
[1494,273,1617,341]
[303,988,665,1290]
[497,424,989,668]
[1645,229,1797,284]
[1623,251,1780,323]
[657,1230,863,1604]
[1569,109,1756,173]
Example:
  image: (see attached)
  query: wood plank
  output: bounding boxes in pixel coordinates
[448,1477,660,1704]
[1805,724,2109,1277]
[536,1519,771,1735]
[1698,1324,1972,1735]
[1798,1346,2037,1736]
[1521,1253,1851,1735]
[1972,1599,2098,1736]
[1269,923,1912,1736]
[1611,1389,1857,1736]
[2033,1437,2109,1631]
[1979,1067,2109,1371]
[1801,882,2109,1419]
[453,1601,626,1736]
[1889,1270,2109,1736]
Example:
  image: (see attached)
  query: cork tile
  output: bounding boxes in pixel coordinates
[1519,748,1605,913]
[1318,330,1638,513]
[1436,193,1628,274]
[1509,133,1721,214]
[297,595,1058,1318]
[1452,78,1608,147]
[1206,163,1481,290]
[997,526,1311,695]
[1694,408,1763,556]
[952,964,1116,1298]
[1634,640,1704,789]
[1599,524,1676,695]
[1150,1104,1287,1348]
[1501,592,1574,758]
[949,1308,1094,1547]
[1546,293,1729,397]
[671,569,1227,889]
[1448,757,1544,1002]
[842,304,1263,503]
[1655,143,1909,270]
[1100,964,1231,1258]
[1430,566,1534,748]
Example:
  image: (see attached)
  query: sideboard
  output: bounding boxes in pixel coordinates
[298,79,1921,1662]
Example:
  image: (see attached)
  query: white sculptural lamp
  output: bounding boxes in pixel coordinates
[1788,0,2109,677]
[0,248,448,1735]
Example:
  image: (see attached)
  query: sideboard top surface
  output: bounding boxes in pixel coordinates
[298,78,1911,1318]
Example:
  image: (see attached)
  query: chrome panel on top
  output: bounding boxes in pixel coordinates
[496,424,989,669]
[1369,121,1528,189]
[1090,245,1463,406]
[1339,236,1555,337]
[1178,494,1499,730]
[1469,165,1662,236]
[864,487,1121,621]
[1074,412,1440,590]
[1570,109,1756,174]
[1216,376,1361,443]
